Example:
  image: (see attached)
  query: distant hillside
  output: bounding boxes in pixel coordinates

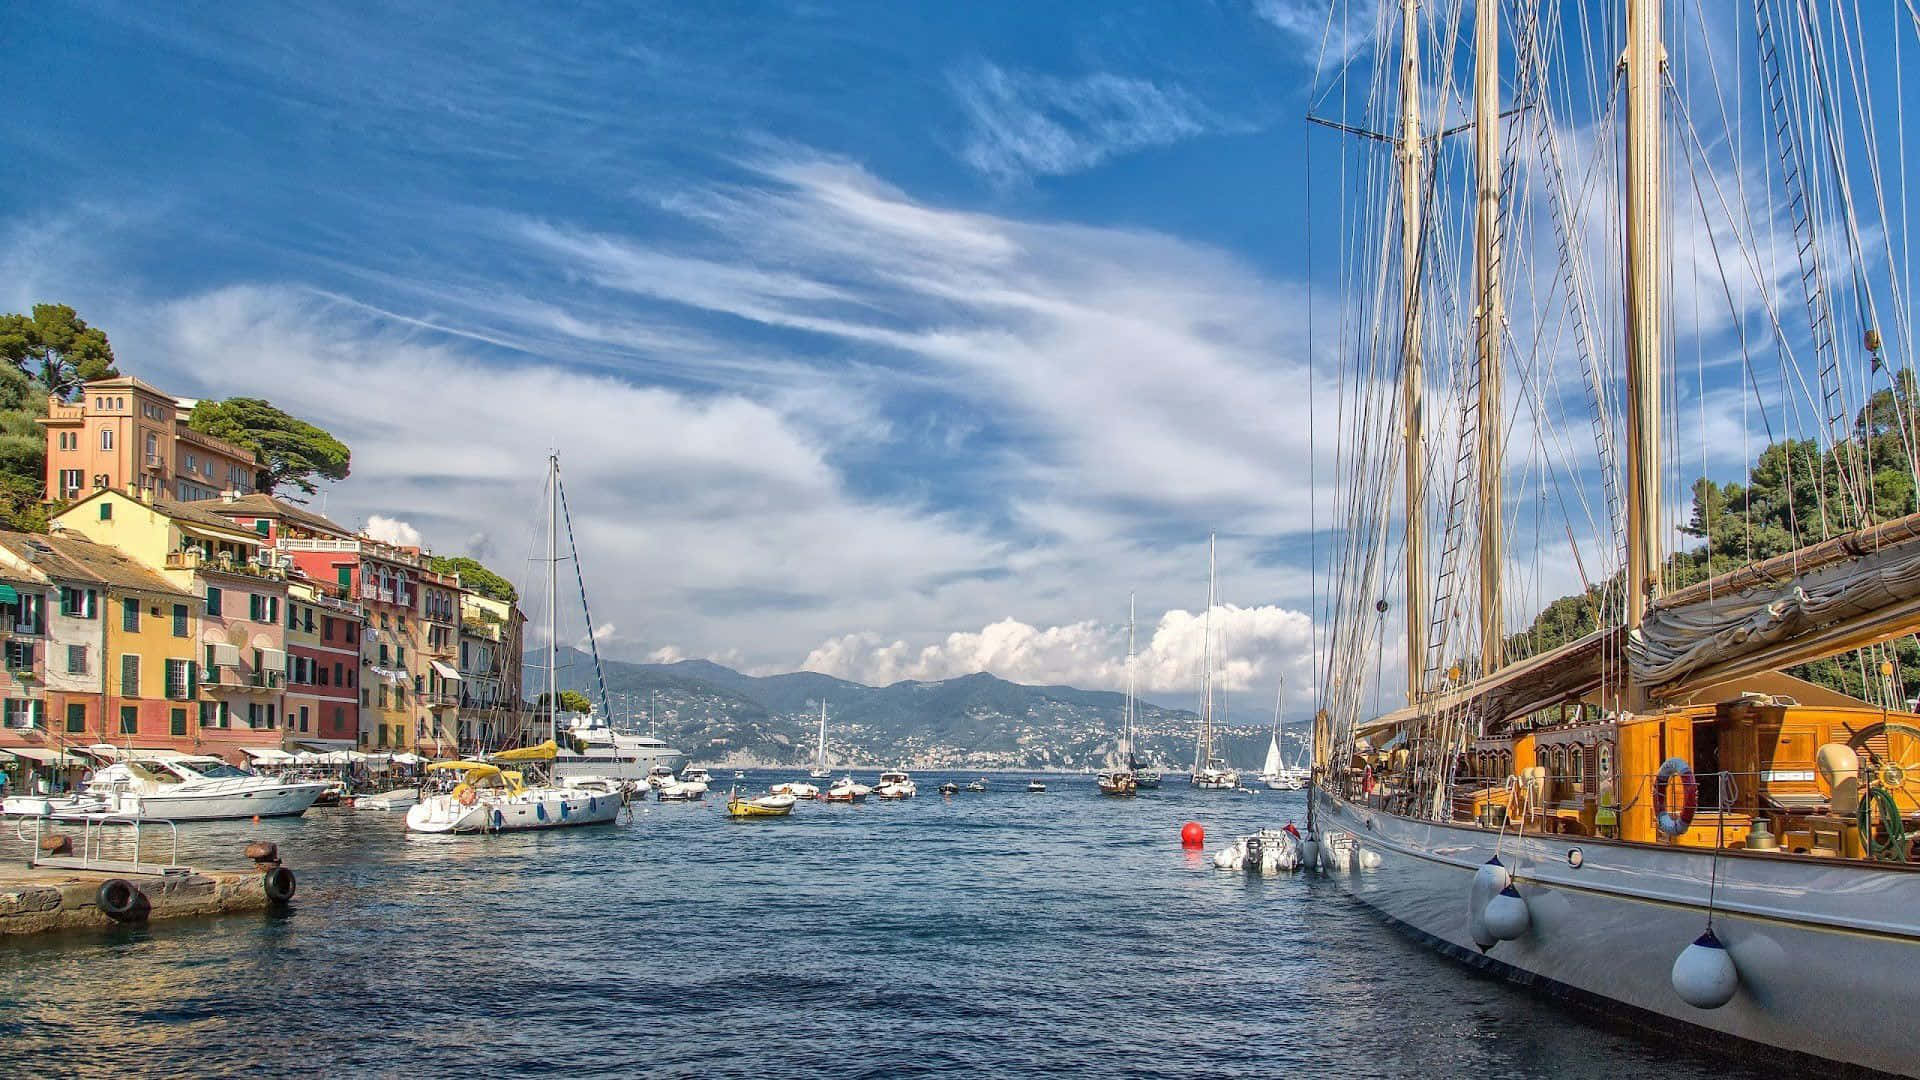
[536,647,1304,771]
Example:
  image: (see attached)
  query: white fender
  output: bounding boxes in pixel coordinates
[1357,847,1382,870]
[1483,884,1531,940]
[1299,836,1320,871]
[1212,845,1244,870]
[1671,929,1739,1009]
[1467,857,1509,950]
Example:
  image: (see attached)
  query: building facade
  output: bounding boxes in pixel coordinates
[39,377,258,504]
[457,592,525,751]
[52,488,290,761]
[285,579,362,747]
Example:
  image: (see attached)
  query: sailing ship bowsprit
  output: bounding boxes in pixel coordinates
[1306,0,1920,1073]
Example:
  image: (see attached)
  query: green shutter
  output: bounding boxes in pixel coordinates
[0,584,17,605]
[206,586,222,616]
[172,603,187,637]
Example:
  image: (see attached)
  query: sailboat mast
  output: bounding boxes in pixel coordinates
[1474,0,1504,676]
[1201,533,1216,771]
[1125,592,1136,753]
[1623,0,1664,643]
[1399,0,1428,704]
[547,453,559,745]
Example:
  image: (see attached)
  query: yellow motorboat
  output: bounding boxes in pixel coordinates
[726,789,797,818]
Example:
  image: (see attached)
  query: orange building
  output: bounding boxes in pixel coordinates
[38,376,259,503]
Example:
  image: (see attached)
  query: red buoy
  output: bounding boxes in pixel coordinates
[1181,821,1205,848]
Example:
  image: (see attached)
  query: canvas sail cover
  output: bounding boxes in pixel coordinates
[1633,510,1920,692]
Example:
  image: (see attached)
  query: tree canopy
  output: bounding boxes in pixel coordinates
[0,304,118,397]
[1508,376,1920,698]
[187,397,351,499]
[536,689,593,715]
[431,555,519,603]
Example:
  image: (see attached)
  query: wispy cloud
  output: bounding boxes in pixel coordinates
[947,60,1216,184]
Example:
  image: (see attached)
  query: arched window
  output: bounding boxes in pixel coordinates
[1568,744,1585,797]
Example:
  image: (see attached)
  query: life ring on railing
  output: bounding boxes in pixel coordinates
[456,786,478,807]
[1654,757,1697,838]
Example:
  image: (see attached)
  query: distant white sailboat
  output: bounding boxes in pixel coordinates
[1191,533,1238,790]
[808,700,831,779]
[1260,676,1307,791]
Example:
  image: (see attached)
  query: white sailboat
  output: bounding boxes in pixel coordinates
[1192,533,1237,790]
[1260,677,1307,790]
[808,700,831,779]
[1098,593,1141,796]
[406,453,620,835]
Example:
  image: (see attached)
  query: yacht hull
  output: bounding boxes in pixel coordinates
[405,788,622,834]
[1312,788,1920,1077]
[50,783,326,822]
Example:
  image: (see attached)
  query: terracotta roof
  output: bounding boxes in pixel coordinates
[0,532,191,597]
[145,493,269,539]
[196,493,351,538]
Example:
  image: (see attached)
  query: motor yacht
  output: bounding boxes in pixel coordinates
[824,775,871,803]
[874,771,916,799]
[43,757,327,822]
[552,714,687,783]
[771,780,819,798]
[965,777,989,792]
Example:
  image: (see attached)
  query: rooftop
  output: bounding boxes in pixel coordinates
[196,493,352,539]
[0,531,192,598]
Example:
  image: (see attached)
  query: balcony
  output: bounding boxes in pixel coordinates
[426,689,459,708]
[143,453,166,473]
[202,665,285,693]
[167,548,288,581]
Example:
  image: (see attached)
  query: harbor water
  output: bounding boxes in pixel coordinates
[0,774,1772,1078]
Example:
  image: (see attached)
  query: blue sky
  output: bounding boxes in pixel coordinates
[3,1,1351,697]
[8,2,1914,712]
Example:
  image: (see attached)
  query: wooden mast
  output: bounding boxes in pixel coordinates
[1400,0,1428,704]
[1474,0,1504,677]
[1623,0,1664,648]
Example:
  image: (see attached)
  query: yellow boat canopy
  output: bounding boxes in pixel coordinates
[427,759,495,774]
[491,740,558,762]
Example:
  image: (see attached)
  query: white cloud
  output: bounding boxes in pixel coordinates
[363,515,423,548]
[948,61,1215,184]
[1252,0,1378,71]
[803,604,1315,699]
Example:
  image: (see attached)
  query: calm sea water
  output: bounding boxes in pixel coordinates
[0,773,1773,1079]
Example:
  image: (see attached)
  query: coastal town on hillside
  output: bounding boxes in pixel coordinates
[0,371,534,790]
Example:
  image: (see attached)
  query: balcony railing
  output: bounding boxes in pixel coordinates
[201,666,285,692]
[167,549,288,581]
[426,690,459,708]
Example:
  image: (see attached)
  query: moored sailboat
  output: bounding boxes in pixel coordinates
[808,700,832,779]
[1191,534,1238,790]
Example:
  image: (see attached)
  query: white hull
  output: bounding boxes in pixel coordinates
[405,787,621,834]
[48,783,325,822]
[1191,770,1238,790]
[1312,789,1920,1076]
[355,787,420,811]
[552,750,686,782]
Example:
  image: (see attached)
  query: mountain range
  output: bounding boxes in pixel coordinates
[538,646,1307,771]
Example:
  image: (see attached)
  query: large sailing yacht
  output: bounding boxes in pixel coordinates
[1307,1,1920,1074]
[1098,594,1142,796]
[1191,534,1238,790]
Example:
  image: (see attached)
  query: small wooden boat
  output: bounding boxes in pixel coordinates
[1095,771,1137,796]
[1026,780,1047,793]
[726,790,797,818]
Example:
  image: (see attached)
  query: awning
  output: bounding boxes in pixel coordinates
[239,747,294,763]
[0,584,18,605]
[5,746,81,764]
[0,748,14,762]
[391,752,425,765]
[84,745,194,762]
[429,660,461,680]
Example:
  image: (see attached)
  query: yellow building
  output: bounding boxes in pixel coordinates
[52,487,293,758]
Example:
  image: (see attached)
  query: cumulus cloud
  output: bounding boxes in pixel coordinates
[803,604,1315,699]
[363,515,424,548]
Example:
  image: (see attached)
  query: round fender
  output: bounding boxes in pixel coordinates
[263,866,297,905]
[1654,757,1698,837]
[96,878,149,923]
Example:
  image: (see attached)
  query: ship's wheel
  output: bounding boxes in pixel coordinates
[1846,721,1920,817]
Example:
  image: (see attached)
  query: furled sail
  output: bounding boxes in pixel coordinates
[1633,509,1920,692]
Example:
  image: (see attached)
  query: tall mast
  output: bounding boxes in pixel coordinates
[1623,0,1664,640]
[1202,533,1216,770]
[1399,0,1428,704]
[1474,0,1504,676]
[1125,592,1136,756]
[547,453,559,745]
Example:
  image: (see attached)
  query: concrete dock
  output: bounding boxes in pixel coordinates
[0,838,293,935]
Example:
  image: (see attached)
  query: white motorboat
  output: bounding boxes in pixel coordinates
[552,713,686,783]
[771,781,819,798]
[1,793,61,817]
[656,778,706,801]
[808,700,832,779]
[680,765,714,787]
[824,775,871,802]
[560,775,629,799]
[874,770,916,799]
[406,754,620,834]
[645,764,677,789]
[355,787,421,811]
[42,757,327,822]
[1192,767,1240,790]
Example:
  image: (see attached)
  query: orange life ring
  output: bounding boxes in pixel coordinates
[457,786,479,807]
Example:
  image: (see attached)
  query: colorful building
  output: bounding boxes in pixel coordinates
[285,578,362,747]
[0,531,201,764]
[457,592,525,751]
[38,377,258,503]
[51,488,291,761]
